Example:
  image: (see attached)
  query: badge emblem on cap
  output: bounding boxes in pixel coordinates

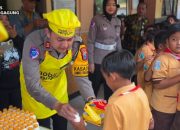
[30,47,40,60]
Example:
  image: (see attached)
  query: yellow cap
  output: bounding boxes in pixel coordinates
[43,9,81,38]
[0,21,8,42]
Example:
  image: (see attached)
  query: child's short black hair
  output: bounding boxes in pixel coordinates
[145,30,156,43]
[166,15,178,23]
[101,49,135,80]
[167,23,180,38]
[144,24,157,33]
[154,30,167,50]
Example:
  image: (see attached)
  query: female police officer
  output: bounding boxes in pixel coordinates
[20,9,85,130]
[88,0,122,100]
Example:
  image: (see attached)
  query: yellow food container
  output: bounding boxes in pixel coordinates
[83,99,107,126]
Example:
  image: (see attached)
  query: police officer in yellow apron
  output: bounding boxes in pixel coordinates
[20,9,85,130]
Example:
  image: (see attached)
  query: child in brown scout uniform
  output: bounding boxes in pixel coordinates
[151,24,180,130]
[135,30,156,101]
[101,50,153,130]
[169,24,180,130]
[144,30,167,103]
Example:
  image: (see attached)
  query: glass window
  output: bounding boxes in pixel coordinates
[94,0,103,15]
[131,0,139,14]
[52,0,76,13]
[117,0,128,15]
[162,0,178,16]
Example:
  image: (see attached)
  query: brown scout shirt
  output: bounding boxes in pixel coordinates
[152,53,180,113]
[135,44,155,89]
[103,83,152,130]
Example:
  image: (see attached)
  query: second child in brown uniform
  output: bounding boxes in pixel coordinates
[135,30,156,102]
[144,30,167,103]
[151,24,180,130]
[88,0,122,100]
[144,30,167,82]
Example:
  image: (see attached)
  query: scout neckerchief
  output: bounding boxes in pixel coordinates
[164,48,180,61]
[119,85,140,96]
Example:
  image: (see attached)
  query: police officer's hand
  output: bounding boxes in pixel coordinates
[70,119,87,130]
[53,102,78,121]
[89,63,95,73]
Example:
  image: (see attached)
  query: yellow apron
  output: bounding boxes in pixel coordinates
[72,44,88,77]
[20,50,72,119]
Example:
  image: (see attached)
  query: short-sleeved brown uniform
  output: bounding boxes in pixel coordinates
[151,53,180,113]
[103,83,152,130]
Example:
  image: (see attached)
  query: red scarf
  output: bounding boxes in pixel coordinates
[118,85,140,96]
[164,48,180,61]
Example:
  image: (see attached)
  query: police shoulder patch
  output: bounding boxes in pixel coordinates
[139,52,145,59]
[154,60,161,70]
[29,47,40,60]
[143,64,148,71]
[80,47,88,61]
[90,20,95,28]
